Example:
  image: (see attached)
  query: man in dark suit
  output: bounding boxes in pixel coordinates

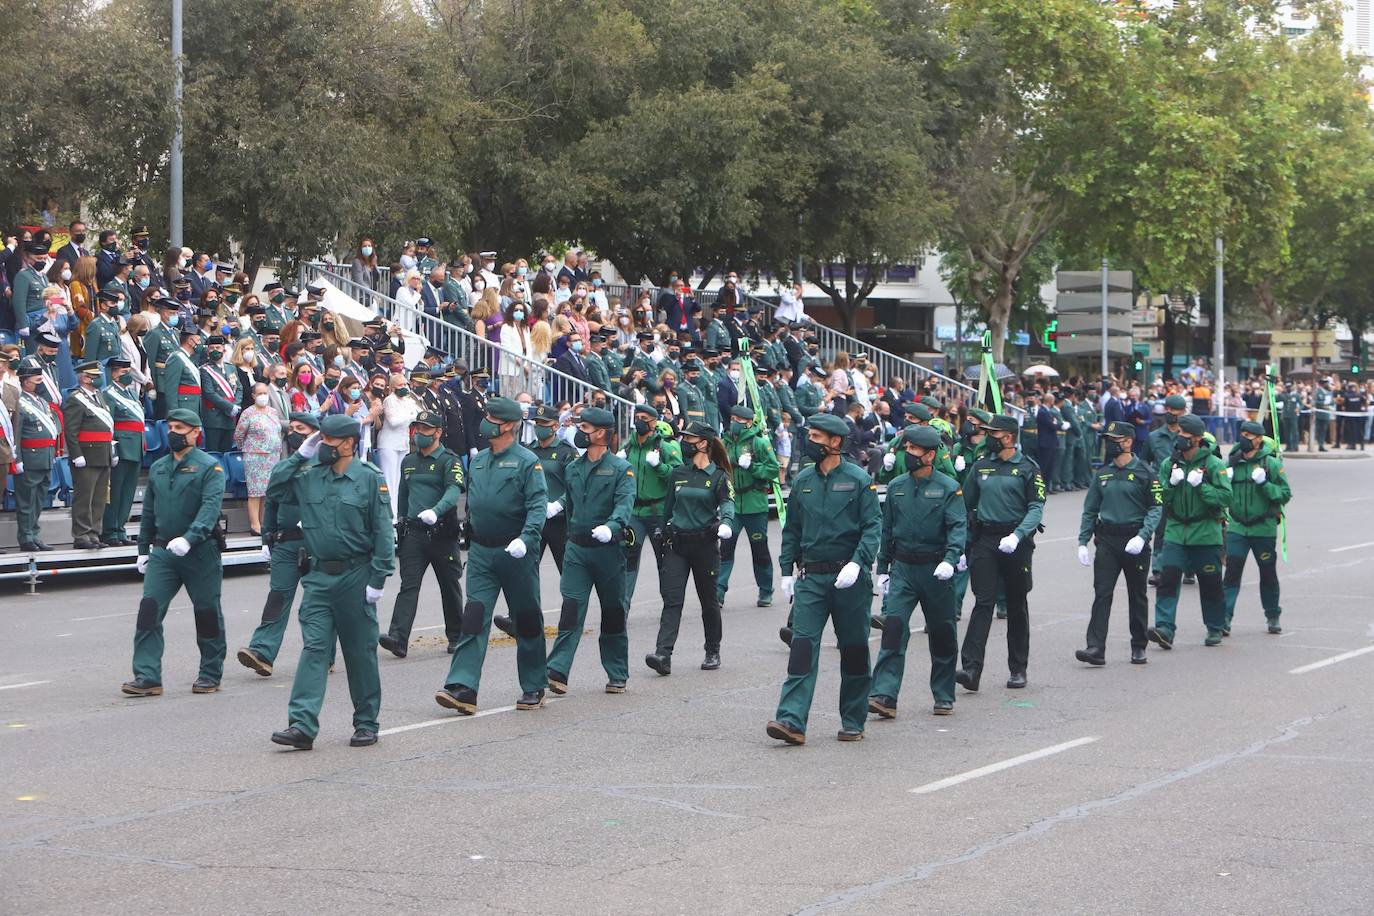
[1035,391,1062,487]
[57,220,88,266]
[553,338,592,383]
[95,230,122,289]
[659,278,700,340]
[716,358,739,422]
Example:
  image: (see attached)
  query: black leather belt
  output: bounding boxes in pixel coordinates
[267,529,304,544]
[470,532,514,549]
[978,522,1018,537]
[803,561,846,575]
[633,497,662,508]
[1094,523,1139,536]
[893,549,943,565]
[310,556,368,575]
[568,531,610,547]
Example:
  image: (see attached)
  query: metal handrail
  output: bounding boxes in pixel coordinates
[300,262,638,441]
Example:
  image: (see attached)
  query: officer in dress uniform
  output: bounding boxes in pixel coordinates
[121,409,227,698]
[10,241,51,352]
[1074,421,1162,666]
[199,335,240,451]
[868,425,966,720]
[717,405,778,608]
[101,358,146,546]
[378,410,466,658]
[267,414,396,750]
[82,290,124,381]
[411,368,443,414]
[262,282,291,332]
[14,365,60,551]
[543,408,637,695]
[162,326,205,419]
[437,360,477,459]
[766,413,881,746]
[435,397,548,715]
[236,414,321,677]
[62,361,117,549]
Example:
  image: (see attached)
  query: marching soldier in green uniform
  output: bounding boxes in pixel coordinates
[949,409,991,616]
[379,410,467,658]
[162,326,205,419]
[876,404,956,484]
[529,405,578,572]
[62,361,117,549]
[620,404,683,604]
[13,366,60,552]
[82,290,124,381]
[957,414,1046,692]
[267,414,395,749]
[717,406,778,608]
[101,358,146,546]
[545,408,637,695]
[869,426,965,720]
[236,414,321,677]
[1222,421,1292,635]
[199,335,239,452]
[766,413,881,746]
[435,397,548,715]
[1075,421,1162,666]
[1147,414,1232,650]
[122,410,227,697]
[1147,394,1188,583]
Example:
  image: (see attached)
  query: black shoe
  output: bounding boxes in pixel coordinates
[1147,627,1173,650]
[516,689,545,710]
[700,652,720,671]
[19,542,42,553]
[645,653,671,676]
[1075,649,1106,667]
[1006,672,1027,689]
[605,679,627,694]
[446,641,458,654]
[955,669,979,692]
[236,647,273,677]
[99,536,123,548]
[995,609,1008,620]
[1221,627,1231,637]
[1182,573,1196,585]
[271,726,313,750]
[377,634,407,659]
[1204,631,1223,647]
[191,676,220,694]
[435,685,477,715]
[73,537,100,550]
[1267,618,1283,634]
[766,720,805,745]
[1131,647,1148,665]
[869,614,885,631]
[837,728,864,742]
[868,695,897,719]
[547,670,569,695]
[34,541,53,551]
[120,677,163,697]
[1147,571,1160,587]
[492,614,515,637]
[349,729,378,747]
[933,700,953,716]
[778,626,793,646]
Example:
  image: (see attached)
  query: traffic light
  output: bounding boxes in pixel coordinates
[1132,355,1145,373]
[1042,320,1058,354]
[1353,339,1364,375]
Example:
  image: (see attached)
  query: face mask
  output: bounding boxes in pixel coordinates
[664,379,674,389]
[323,377,338,390]
[517,266,528,277]
[1174,437,1195,454]
[679,440,700,459]
[544,262,556,273]
[136,238,149,250]
[729,370,741,382]
[176,289,192,303]
[573,429,593,449]
[102,241,117,252]
[905,448,928,467]
[479,418,503,439]
[395,386,408,396]
[167,315,179,327]
[536,424,557,442]
[473,282,485,292]
[137,277,150,289]
[317,443,341,465]
[1104,440,1124,461]
[298,372,313,385]
[475,378,489,390]
[361,245,373,257]
[271,293,285,305]
[730,421,748,436]
[273,377,287,388]
[413,433,436,450]
[72,233,86,245]
[1234,437,1254,455]
[60,268,72,281]
[633,418,650,436]
[208,349,224,361]
[571,340,583,352]
[802,437,828,463]
[167,431,191,451]
[619,317,630,326]
[513,310,525,321]
[345,388,360,401]
[254,394,270,408]
[112,371,129,386]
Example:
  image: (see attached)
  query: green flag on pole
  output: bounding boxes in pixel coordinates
[1257,363,1288,562]
[975,330,1004,414]
[738,343,786,527]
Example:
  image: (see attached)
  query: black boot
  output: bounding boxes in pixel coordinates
[271,726,313,750]
[516,689,545,710]
[955,669,980,693]
[645,653,671,676]
[377,634,407,658]
[1006,672,1027,689]
[547,670,569,695]
[700,651,720,671]
[1131,647,1148,665]
[492,615,515,637]
[434,685,477,715]
[349,729,378,747]
[933,700,953,716]
[778,626,793,646]
[120,677,163,697]
[868,695,897,719]
[1074,648,1106,667]
[191,676,220,694]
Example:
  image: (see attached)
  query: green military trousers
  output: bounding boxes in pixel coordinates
[716,511,773,606]
[443,543,546,697]
[246,541,305,664]
[101,457,140,542]
[131,542,226,684]
[1222,532,1280,627]
[774,569,873,735]
[871,561,957,706]
[14,468,50,545]
[547,540,629,685]
[1152,542,1226,640]
[70,465,110,542]
[286,564,380,739]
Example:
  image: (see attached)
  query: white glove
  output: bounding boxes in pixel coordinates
[717,523,733,540]
[504,538,527,558]
[645,449,660,467]
[260,544,273,563]
[365,585,384,605]
[72,455,87,468]
[1061,421,1070,430]
[1125,536,1146,555]
[136,554,149,574]
[17,326,29,338]
[881,452,895,471]
[166,536,191,557]
[297,431,321,459]
[111,454,119,466]
[876,572,890,595]
[737,452,752,469]
[933,561,955,581]
[998,533,1020,554]
[781,575,796,599]
[1169,466,1185,485]
[954,455,965,472]
[1251,467,1267,484]
[545,500,563,519]
[1078,545,1092,567]
[616,450,626,459]
[1187,468,1205,487]
[13,462,21,475]
[469,447,478,458]
[833,561,862,589]
[417,509,437,526]
[592,524,612,543]
[231,405,241,417]
[956,553,967,572]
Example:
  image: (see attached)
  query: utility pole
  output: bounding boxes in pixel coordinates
[169,0,184,248]
[1100,256,1109,378]
[1214,236,1225,394]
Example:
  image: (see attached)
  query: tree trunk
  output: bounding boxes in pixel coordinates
[984,275,1016,363]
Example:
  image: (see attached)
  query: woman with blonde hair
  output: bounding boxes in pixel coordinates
[229,335,260,400]
[394,268,424,332]
[528,315,553,400]
[120,312,153,393]
[376,371,419,513]
[69,255,99,351]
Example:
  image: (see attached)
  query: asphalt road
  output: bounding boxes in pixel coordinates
[3,456,1373,915]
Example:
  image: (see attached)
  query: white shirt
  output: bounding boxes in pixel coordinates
[378,393,420,450]
[775,288,807,324]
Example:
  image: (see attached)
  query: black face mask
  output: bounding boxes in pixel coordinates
[905,448,929,468]
[1166,414,1179,426]
[167,431,192,451]
[633,418,650,436]
[72,233,86,245]
[1233,437,1254,455]
[1174,437,1195,455]
[102,241,117,252]
[1104,440,1125,461]
[680,440,698,459]
[802,437,830,463]
[285,431,307,452]
[573,429,595,449]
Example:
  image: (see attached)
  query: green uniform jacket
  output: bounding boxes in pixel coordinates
[199,362,240,433]
[10,265,47,329]
[162,348,203,417]
[264,302,291,332]
[15,391,59,471]
[139,448,226,553]
[267,452,395,588]
[1159,441,1231,546]
[83,314,122,369]
[104,383,146,463]
[467,441,547,553]
[531,438,579,505]
[724,426,780,515]
[964,449,1046,541]
[694,367,721,432]
[876,428,956,484]
[794,381,822,418]
[564,450,636,538]
[950,438,987,485]
[757,382,781,431]
[1077,455,1163,545]
[62,386,115,466]
[775,381,803,425]
[877,469,966,573]
[778,460,881,574]
[144,325,179,398]
[629,349,657,379]
[1078,401,1100,439]
[601,349,624,386]
[1147,423,1178,470]
[398,444,465,520]
[705,319,731,353]
[585,351,611,391]
[1226,440,1291,537]
[677,376,706,425]
[663,461,736,531]
[624,432,683,517]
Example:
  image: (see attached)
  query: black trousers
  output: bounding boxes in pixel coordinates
[960,533,1033,678]
[1151,515,1168,571]
[387,533,463,644]
[1087,533,1150,652]
[540,516,567,573]
[1036,446,1057,488]
[655,539,722,656]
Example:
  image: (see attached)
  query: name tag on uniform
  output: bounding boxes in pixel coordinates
[832,482,855,492]
[498,460,518,468]
[922,490,941,498]
[179,466,198,474]
[594,467,614,476]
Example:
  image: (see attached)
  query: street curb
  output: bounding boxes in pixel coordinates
[1279,451,1370,460]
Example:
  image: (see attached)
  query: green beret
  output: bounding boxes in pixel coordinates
[1239,420,1265,437]
[288,412,321,430]
[1165,395,1187,410]
[1177,414,1206,436]
[580,407,615,428]
[730,405,755,422]
[920,396,942,411]
[807,413,849,438]
[633,404,658,420]
[906,403,933,422]
[413,410,444,429]
[484,396,523,422]
[682,421,718,439]
[166,408,202,428]
[1104,421,1135,438]
[902,426,942,449]
[982,414,1019,433]
[320,414,361,439]
[968,408,993,425]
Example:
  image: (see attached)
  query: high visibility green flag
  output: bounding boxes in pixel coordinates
[738,344,786,527]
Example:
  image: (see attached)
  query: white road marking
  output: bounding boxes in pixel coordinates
[0,680,51,691]
[910,736,1099,795]
[412,625,445,632]
[1329,540,1374,553]
[379,698,561,736]
[70,611,137,621]
[1036,536,1076,545]
[1288,644,1374,675]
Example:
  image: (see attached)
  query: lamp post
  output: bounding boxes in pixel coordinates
[169,0,184,248]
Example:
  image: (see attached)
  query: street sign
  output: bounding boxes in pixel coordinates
[1269,329,1337,346]
[1269,342,1341,360]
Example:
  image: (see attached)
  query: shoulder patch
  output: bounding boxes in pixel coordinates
[379,484,389,493]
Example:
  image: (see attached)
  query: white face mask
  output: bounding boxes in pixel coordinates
[145,312,161,328]
[60,268,72,281]
[255,393,270,408]
[729,369,741,382]
[545,262,557,272]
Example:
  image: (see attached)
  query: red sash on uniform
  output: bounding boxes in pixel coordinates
[78,431,114,443]
[21,438,57,449]
[177,384,202,395]
[115,420,144,433]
